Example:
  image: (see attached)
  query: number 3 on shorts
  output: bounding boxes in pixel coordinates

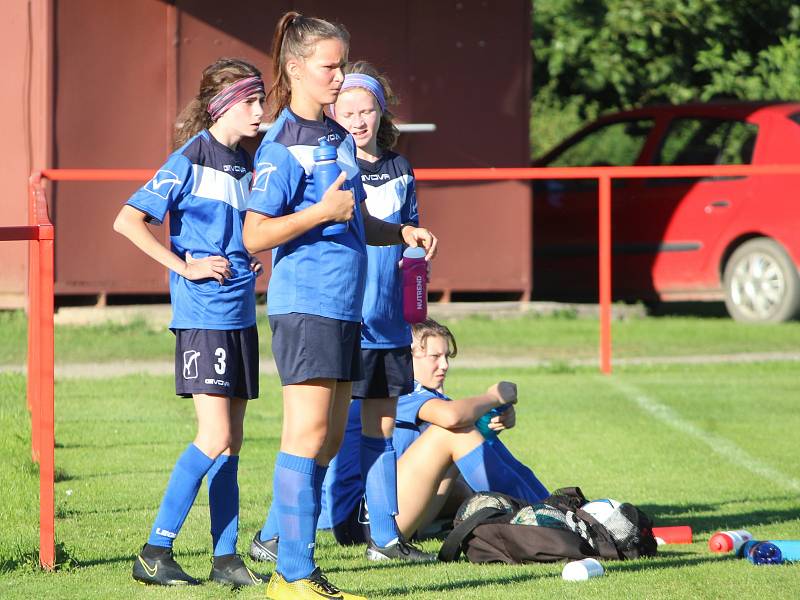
[214,347,227,375]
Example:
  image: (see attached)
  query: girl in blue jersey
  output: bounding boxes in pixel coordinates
[242,13,436,600]
[113,58,267,588]
[251,62,434,563]
[320,319,549,542]
[330,63,433,560]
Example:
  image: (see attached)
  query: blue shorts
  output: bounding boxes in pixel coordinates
[174,326,259,399]
[269,313,363,385]
[352,347,414,399]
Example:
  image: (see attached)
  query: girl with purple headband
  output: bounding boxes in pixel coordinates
[114,58,268,588]
[326,62,438,559]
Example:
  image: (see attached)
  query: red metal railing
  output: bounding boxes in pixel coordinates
[24,162,800,570]
[0,174,56,569]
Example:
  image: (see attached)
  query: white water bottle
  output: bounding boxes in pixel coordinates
[562,558,604,581]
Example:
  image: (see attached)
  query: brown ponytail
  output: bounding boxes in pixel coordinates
[174,58,262,148]
[267,12,350,122]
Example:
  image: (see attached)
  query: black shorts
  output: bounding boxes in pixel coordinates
[174,326,259,399]
[269,313,363,386]
[352,347,414,399]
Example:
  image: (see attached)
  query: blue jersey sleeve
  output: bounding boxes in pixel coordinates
[248,142,301,217]
[126,154,193,225]
[396,384,439,425]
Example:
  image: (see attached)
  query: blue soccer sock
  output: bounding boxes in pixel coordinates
[360,435,400,547]
[260,503,279,542]
[455,441,542,504]
[147,443,215,548]
[274,452,317,582]
[491,440,549,501]
[207,454,240,556]
[313,463,329,528]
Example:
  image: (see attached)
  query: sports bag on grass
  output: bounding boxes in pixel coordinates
[438,486,657,564]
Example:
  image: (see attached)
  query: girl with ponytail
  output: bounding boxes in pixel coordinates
[244,11,437,600]
[114,58,268,588]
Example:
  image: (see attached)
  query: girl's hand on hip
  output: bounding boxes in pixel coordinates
[184,251,232,284]
[321,171,355,223]
[250,256,264,277]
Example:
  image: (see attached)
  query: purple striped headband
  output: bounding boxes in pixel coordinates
[207,76,265,121]
[337,73,387,112]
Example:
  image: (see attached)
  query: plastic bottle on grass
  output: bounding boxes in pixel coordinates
[313,140,348,237]
[740,540,800,563]
[562,558,604,581]
[708,529,752,553]
[402,246,427,323]
[652,525,692,545]
[743,542,783,565]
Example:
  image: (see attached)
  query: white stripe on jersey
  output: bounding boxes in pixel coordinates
[364,174,413,220]
[191,165,252,210]
[288,144,362,179]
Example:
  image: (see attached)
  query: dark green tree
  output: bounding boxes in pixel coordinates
[531,0,800,157]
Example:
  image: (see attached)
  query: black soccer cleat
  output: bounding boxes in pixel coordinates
[209,554,268,587]
[132,545,200,586]
[248,531,279,563]
[365,536,437,563]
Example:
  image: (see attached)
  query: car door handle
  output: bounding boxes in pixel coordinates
[704,200,730,214]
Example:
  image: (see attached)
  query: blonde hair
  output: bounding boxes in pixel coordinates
[267,12,350,122]
[411,319,458,358]
[343,61,400,150]
[174,58,261,148]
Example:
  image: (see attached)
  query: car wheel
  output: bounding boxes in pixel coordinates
[723,238,800,323]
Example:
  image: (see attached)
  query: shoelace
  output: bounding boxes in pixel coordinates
[397,538,425,556]
[310,571,341,595]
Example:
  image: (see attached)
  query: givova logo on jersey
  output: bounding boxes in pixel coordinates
[145,169,182,199]
[252,162,278,192]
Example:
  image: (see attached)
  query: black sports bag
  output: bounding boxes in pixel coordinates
[437,486,658,564]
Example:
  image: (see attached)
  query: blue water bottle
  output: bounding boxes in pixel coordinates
[313,140,348,236]
[475,404,511,441]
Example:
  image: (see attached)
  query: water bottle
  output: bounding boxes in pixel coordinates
[740,540,800,562]
[708,529,752,553]
[742,541,783,565]
[562,558,604,581]
[652,525,692,545]
[313,140,348,236]
[475,404,511,441]
[402,246,427,323]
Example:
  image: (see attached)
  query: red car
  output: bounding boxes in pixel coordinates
[532,101,800,322]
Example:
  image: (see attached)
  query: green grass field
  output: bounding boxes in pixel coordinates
[1,311,799,598]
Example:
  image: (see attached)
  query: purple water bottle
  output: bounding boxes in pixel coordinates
[402,246,427,324]
[313,140,348,236]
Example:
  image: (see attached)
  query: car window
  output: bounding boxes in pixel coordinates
[547,119,654,167]
[654,118,758,165]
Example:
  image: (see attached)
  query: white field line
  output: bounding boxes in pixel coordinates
[607,377,800,493]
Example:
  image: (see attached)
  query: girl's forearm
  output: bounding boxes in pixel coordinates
[113,208,187,276]
[243,204,328,253]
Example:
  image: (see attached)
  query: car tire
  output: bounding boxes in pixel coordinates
[723,237,800,323]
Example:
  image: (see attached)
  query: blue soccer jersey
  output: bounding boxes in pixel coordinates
[126,130,256,330]
[359,152,418,348]
[247,108,368,322]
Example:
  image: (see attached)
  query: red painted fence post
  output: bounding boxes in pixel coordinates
[598,175,612,375]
